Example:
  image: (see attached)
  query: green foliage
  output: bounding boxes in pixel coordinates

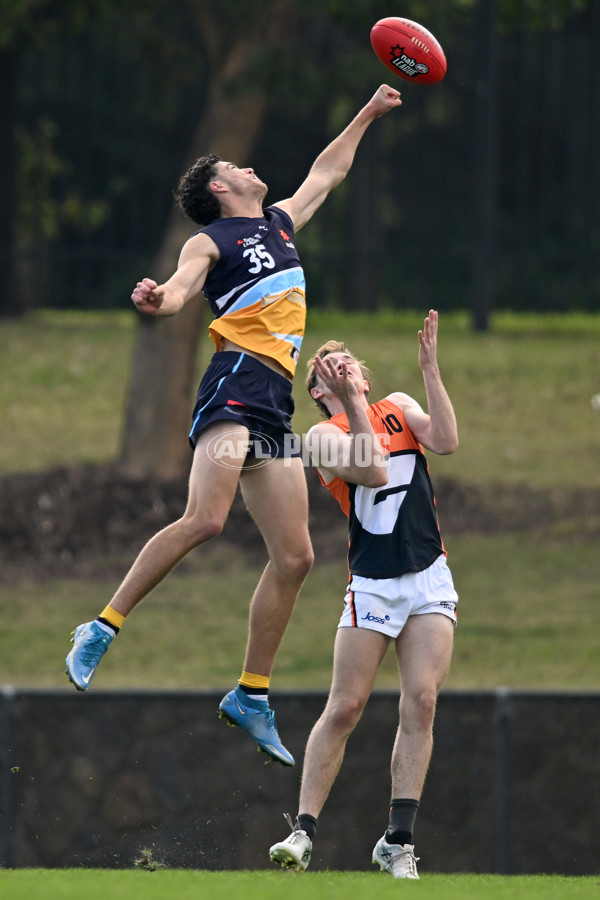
[8,0,599,312]
[16,117,109,240]
[498,0,592,32]
[12,1,203,251]
[0,0,29,47]
[0,0,139,49]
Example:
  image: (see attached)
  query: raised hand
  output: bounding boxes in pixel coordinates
[418,309,439,371]
[131,278,166,315]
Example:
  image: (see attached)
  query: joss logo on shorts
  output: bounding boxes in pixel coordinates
[361,611,391,625]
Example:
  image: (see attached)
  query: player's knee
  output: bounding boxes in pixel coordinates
[419,689,438,726]
[403,687,438,730]
[184,513,226,546]
[276,543,314,582]
[326,695,365,734]
[297,544,314,577]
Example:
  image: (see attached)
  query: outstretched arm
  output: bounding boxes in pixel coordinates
[275,85,402,231]
[388,310,458,455]
[131,232,219,317]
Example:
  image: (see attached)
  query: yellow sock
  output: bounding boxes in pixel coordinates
[99,606,125,631]
[239,671,270,690]
[238,671,270,699]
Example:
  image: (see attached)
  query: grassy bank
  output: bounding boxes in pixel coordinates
[1,309,599,691]
[1,519,598,691]
[2,308,600,487]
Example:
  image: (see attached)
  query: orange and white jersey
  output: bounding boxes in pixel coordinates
[199,206,305,378]
[322,397,445,578]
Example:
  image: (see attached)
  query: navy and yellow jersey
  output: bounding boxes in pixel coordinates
[198,206,305,378]
[321,397,445,578]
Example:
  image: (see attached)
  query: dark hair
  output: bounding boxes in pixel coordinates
[305,340,373,418]
[174,154,222,225]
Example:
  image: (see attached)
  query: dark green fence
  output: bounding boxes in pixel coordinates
[9,1,600,313]
[1,688,599,873]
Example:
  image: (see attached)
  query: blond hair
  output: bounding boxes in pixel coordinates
[305,340,373,418]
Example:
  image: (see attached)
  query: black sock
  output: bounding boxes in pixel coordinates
[237,683,268,702]
[96,616,119,635]
[386,798,419,846]
[297,814,318,841]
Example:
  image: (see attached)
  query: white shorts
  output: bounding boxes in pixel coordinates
[339,554,458,638]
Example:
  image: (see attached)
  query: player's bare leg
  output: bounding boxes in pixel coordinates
[66,422,248,690]
[108,422,249,615]
[391,613,454,797]
[299,627,390,814]
[239,455,314,675]
[371,613,454,879]
[269,627,388,869]
[218,455,313,765]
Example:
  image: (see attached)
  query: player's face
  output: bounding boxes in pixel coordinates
[312,353,371,411]
[216,161,268,198]
[322,352,367,385]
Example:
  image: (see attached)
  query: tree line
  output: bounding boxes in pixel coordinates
[1,0,597,479]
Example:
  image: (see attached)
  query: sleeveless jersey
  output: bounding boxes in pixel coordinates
[199,206,305,377]
[322,397,445,578]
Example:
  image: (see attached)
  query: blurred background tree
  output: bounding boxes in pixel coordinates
[2,0,598,478]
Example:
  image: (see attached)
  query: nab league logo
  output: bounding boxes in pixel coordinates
[237,232,263,248]
[390,44,429,77]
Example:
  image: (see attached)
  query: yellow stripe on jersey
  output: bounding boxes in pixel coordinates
[209,286,306,378]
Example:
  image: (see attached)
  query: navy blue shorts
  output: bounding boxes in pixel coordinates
[189,351,301,460]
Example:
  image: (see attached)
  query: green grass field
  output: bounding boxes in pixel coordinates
[2,308,600,488]
[1,309,599,691]
[1,311,599,883]
[0,870,598,900]
[1,528,599,691]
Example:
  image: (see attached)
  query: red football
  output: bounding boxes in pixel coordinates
[370,17,447,86]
